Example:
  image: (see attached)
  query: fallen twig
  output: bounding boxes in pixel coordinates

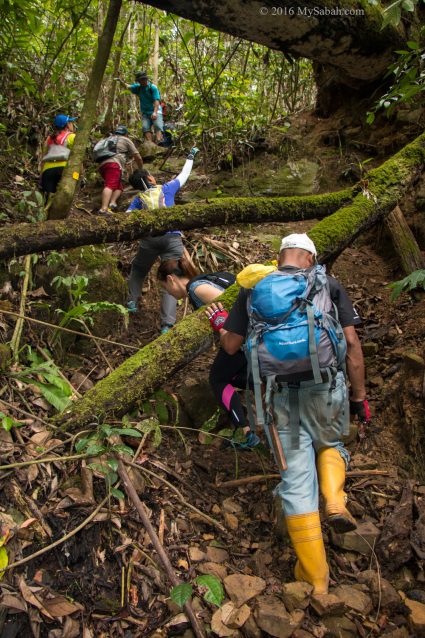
[0,308,139,350]
[0,452,89,471]
[215,469,390,488]
[10,255,32,361]
[117,459,207,638]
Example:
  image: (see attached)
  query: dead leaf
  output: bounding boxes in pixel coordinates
[19,518,38,530]
[26,463,40,482]
[41,595,83,618]
[19,578,54,620]
[27,287,49,298]
[14,175,25,183]
[31,397,50,410]
[0,593,28,613]
[62,617,81,638]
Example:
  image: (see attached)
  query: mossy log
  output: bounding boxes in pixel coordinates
[386,206,424,274]
[0,191,353,260]
[55,131,425,431]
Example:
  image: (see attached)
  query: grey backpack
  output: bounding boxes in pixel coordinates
[93,136,118,163]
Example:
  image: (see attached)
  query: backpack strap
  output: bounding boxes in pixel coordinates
[306,302,323,384]
[244,333,265,429]
[288,384,301,449]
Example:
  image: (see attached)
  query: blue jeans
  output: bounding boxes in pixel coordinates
[271,371,350,516]
[142,112,164,133]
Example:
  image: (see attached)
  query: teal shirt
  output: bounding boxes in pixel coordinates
[130,82,161,116]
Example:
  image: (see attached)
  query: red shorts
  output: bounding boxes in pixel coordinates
[99,162,123,191]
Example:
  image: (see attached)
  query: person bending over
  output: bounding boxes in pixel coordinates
[157,258,259,448]
[126,147,198,334]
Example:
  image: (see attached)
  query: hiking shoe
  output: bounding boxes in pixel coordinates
[108,203,118,212]
[226,432,261,450]
[160,325,173,335]
[127,300,138,313]
[98,209,109,215]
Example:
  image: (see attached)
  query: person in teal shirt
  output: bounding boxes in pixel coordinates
[117,71,163,143]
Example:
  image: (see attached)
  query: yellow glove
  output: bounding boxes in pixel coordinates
[237,264,277,288]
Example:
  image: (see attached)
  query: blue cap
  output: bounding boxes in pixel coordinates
[114,125,128,135]
[54,114,77,129]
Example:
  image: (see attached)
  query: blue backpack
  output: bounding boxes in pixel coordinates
[244,265,348,446]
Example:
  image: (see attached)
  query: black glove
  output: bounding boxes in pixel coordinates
[187,147,199,160]
[350,399,371,423]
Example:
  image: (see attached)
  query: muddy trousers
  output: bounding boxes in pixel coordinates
[128,234,183,328]
[209,348,249,429]
[272,371,350,517]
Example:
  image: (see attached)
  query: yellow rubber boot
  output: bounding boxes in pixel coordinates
[317,447,357,534]
[285,512,329,595]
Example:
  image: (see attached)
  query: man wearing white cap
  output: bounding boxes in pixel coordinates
[205,233,369,595]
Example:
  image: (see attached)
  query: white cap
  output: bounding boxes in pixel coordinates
[279,233,317,256]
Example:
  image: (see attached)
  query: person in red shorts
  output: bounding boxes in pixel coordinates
[98,125,144,214]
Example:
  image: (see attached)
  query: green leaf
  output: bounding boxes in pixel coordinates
[30,381,71,412]
[86,443,107,456]
[75,438,89,453]
[388,269,425,300]
[0,546,8,581]
[1,415,21,431]
[107,458,119,471]
[154,400,169,423]
[113,444,134,458]
[111,488,125,500]
[112,428,143,437]
[100,424,113,437]
[401,0,416,11]
[382,3,402,28]
[170,583,193,608]
[196,575,225,606]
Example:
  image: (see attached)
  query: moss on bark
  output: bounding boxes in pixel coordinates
[0,190,353,260]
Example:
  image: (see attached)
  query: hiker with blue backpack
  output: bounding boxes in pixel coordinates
[116,71,164,144]
[125,147,199,333]
[94,125,144,214]
[157,259,259,447]
[205,233,370,595]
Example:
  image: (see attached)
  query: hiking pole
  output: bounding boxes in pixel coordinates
[265,421,287,472]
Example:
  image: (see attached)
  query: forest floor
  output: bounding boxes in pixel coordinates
[1,127,425,637]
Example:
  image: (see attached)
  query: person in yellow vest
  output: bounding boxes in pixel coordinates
[40,114,76,200]
[125,147,198,333]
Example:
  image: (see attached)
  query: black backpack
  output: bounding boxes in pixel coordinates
[93,135,118,163]
[187,271,236,308]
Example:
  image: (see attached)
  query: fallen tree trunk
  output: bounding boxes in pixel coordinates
[386,205,424,274]
[55,132,425,431]
[0,191,352,260]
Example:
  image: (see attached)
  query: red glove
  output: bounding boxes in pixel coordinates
[350,399,371,423]
[208,308,228,332]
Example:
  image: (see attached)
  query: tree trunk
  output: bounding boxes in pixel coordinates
[0,190,353,260]
[103,12,133,133]
[151,18,160,86]
[386,205,424,274]
[54,131,425,431]
[48,0,122,220]
[138,0,404,87]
